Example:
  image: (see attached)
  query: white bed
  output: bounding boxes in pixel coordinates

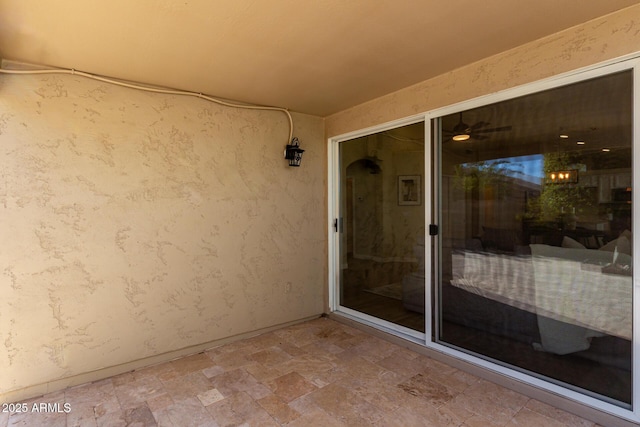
[450,245,632,354]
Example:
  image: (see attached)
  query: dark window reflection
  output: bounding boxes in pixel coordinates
[339,122,426,332]
[438,71,633,407]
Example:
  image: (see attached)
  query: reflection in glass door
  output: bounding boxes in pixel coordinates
[338,122,425,333]
[437,70,633,407]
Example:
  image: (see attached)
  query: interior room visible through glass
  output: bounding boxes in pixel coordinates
[437,70,633,407]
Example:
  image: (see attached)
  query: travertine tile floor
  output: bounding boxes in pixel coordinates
[1,317,600,426]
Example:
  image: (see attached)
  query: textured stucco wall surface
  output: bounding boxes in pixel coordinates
[325,4,640,138]
[0,73,325,401]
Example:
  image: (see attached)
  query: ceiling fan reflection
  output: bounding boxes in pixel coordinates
[443,112,512,141]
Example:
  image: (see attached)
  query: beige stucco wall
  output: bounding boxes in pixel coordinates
[325,4,640,138]
[0,73,325,402]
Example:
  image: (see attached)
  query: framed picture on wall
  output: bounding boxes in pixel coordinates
[398,175,421,206]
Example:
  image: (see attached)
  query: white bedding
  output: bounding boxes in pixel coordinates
[450,245,632,353]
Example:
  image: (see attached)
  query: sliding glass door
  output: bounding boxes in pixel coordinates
[336,121,426,333]
[436,70,633,407]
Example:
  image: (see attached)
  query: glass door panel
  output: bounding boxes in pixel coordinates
[339,122,425,332]
[437,70,633,407]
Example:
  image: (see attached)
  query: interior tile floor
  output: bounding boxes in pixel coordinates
[1,317,600,427]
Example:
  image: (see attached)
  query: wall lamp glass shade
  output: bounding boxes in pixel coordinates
[284,137,305,167]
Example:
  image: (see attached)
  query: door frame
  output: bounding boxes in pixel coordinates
[327,114,430,342]
[327,53,640,423]
[424,55,640,421]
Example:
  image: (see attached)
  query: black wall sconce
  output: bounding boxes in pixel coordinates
[284,137,305,167]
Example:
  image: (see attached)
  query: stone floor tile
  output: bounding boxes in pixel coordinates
[508,407,576,427]
[3,318,601,427]
[133,362,177,382]
[464,379,530,414]
[524,399,597,427]
[201,365,225,379]
[114,375,166,409]
[163,397,217,426]
[208,368,262,397]
[148,409,175,427]
[278,353,339,380]
[123,405,157,426]
[304,367,346,389]
[313,326,359,347]
[459,413,509,426]
[276,341,308,358]
[444,384,525,425]
[336,355,392,383]
[95,409,127,427]
[421,365,480,394]
[65,380,115,408]
[375,353,424,380]
[66,405,98,427]
[350,337,399,363]
[205,391,277,426]
[273,325,323,348]
[284,407,347,427]
[111,372,136,387]
[146,393,174,412]
[331,333,371,351]
[205,338,258,358]
[336,376,405,413]
[205,349,252,372]
[397,373,457,408]
[268,371,318,403]
[299,337,346,356]
[305,382,387,426]
[374,404,461,427]
[242,331,287,350]
[7,410,67,427]
[160,371,215,402]
[92,394,123,420]
[439,393,476,423]
[287,392,321,416]
[196,388,225,407]
[169,353,215,376]
[243,361,286,383]
[247,345,293,367]
[244,382,273,400]
[256,393,301,424]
